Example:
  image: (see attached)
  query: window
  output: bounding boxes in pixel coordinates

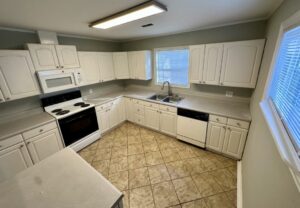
[155,48,189,88]
[269,25,300,156]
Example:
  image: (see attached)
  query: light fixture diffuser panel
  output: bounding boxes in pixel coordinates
[90,1,167,29]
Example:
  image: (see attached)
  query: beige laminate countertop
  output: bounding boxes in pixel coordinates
[0,148,123,208]
[0,112,55,141]
[86,89,251,121]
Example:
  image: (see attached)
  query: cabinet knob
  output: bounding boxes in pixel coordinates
[27,141,30,145]
[61,66,64,68]
[0,99,3,102]
[203,81,206,84]
[237,122,241,126]
[19,144,24,148]
[56,66,59,68]
[39,129,44,133]
[216,118,219,121]
[220,82,223,85]
[6,97,10,100]
[228,127,231,131]
[223,126,226,129]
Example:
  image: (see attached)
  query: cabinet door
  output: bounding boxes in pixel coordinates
[78,52,100,85]
[26,129,63,163]
[0,142,33,182]
[222,126,248,159]
[125,98,135,122]
[206,122,226,152]
[55,45,80,68]
[98,52,115,82]
[113,52,130,79]
[27,44,59,70]
[203,43,223,85]
[159,111,177,136]
[189,45,205,84]
[145,107,160,131]
[220,39,265,88]
[109,104,120,128]
[0,51,40,101]
[97,109,110,133]
[128,52,138,79]
[117,98,126,123]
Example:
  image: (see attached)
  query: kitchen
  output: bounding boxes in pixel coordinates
[0,0,300,208]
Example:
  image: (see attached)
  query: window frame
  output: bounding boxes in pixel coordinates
[154,46,190,89]
[261,10,300,191]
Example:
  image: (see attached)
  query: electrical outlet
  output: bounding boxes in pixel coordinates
[89,89,93,94]
[226,91,233,97]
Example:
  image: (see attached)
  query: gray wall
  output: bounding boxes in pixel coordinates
[0,29,121,51]
[242,0,300,207]
[121,21,267,100]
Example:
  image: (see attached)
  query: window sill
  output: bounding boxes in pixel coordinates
[260,99,300,192]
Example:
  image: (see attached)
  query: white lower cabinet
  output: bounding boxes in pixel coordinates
[125,98,135,122]
[109,102,120,129]
[26,129,63,163]
[206,122,226,152]
[159,110,177,136]
[206,115,249,159]
[222,126,248,158]
[144,106,160,131]
[0,141,32,182]
[97,109,110,133]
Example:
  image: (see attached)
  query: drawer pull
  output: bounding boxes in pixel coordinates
[228,127,231,131]
[223,126,226,129]
[216,118,219,121]
[237,122,241,126]
[39,129,44,133]
[19,144,24,148]
[0,145,2,148]
[27,141,30,145]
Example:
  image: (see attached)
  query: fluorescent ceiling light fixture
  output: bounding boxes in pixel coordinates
[90,0,167,29]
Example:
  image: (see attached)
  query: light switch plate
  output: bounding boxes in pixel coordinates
[226,91,233,97]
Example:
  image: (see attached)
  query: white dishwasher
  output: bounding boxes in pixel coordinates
[177,108,209,148]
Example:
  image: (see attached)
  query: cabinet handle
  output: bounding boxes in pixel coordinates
[203,81,206,84]
[0,98,3,102]
[236,122,241,126]
[19,144,24,148]
[220,82,223,85]
[39,129,44,133]
[228,127,231,131]
[61,66,64,68]
[223,126,226,130]
[56,66,59,68]
[6,97,10,100]
[27,141,30,145]
[216,118,220,122]
[0,145,2,148]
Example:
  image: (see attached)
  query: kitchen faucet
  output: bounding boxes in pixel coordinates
[161,81,172,96]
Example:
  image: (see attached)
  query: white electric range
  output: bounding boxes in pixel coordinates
[42,90,101,152]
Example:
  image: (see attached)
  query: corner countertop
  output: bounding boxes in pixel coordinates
[0,112,55,141]
[86,89,252,121]
[0,148,123,208]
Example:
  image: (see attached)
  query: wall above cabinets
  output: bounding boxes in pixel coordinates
[189,39,265,88]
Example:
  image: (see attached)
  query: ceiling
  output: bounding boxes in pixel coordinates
[0,0,283,41]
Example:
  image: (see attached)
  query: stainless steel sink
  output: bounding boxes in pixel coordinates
[147,94,168,101]
[162,96,183,104]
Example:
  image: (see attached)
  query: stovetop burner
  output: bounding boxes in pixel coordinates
[74,102,85,106]
[56,110,70,115]
[51,109,63,113]
[74,102,90,108]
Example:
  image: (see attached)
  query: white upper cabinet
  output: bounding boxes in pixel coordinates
[27,44,59,70]
[98,52,115,82]
[78,52,100,85]
[189,45,205,84]
[220,39,265,88]
[55,45,80,69]
[27,44,79,70]
[0,50,40,101]
[113,52,130,79]
[128,51,152,80]
[203,43,223,85]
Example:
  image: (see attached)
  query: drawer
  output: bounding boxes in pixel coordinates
[159,105,177,113]
[96,101,113,111]
[210,115,227,124]
[23,122,57,140]
[134,114,145,126]
[227,118,250,129]
[132,99,144,105]
[144,101,159,109]
[134,104,145,115]
[0,134,23,151]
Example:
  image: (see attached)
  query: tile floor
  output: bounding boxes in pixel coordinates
[78,122,237,208]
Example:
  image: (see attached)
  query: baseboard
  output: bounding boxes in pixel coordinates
[237,161,243,208]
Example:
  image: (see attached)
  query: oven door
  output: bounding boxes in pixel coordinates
[58,107,99,146]
[37,69,78,93]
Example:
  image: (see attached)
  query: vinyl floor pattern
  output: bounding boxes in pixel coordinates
[78,122,237,208]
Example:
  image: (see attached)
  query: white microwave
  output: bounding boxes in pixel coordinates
[37,69,83,93]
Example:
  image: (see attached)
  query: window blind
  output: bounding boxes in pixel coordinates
[270,26,300,156]
[156,48,189,87]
